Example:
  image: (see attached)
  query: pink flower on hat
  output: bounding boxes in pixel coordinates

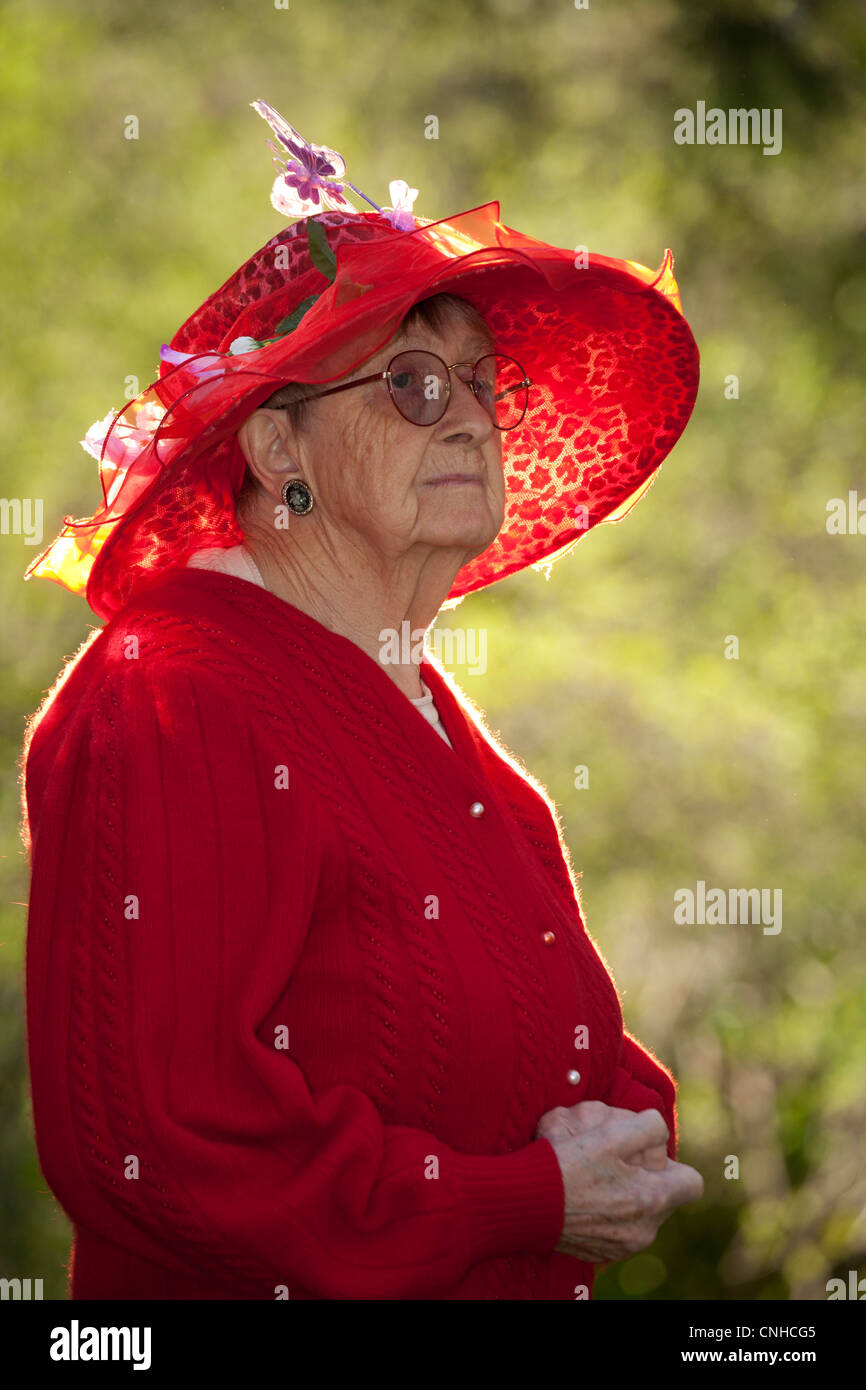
[81,403,166,466]
[382,180,419,232]
[81,401,170,506]
[81,410,122,463]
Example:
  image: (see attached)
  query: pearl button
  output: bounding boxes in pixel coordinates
[469,801,485,818]
[542,931,556,946]
[566,1069,582,1085]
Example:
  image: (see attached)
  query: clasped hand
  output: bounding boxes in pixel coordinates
[535,1100,704,1264]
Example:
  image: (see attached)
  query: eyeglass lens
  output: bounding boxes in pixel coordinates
[386,351,528,430]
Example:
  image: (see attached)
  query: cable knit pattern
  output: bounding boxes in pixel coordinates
[21,567,678,1301]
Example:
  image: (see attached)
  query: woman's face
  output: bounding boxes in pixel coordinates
[257,310,506,568]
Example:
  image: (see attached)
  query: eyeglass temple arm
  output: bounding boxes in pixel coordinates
[270,371,386,408]
[494,377,532,403]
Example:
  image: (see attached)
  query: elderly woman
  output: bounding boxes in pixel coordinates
[20,104,703,1300]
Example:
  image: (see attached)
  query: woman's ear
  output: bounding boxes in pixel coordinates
[236,409,298,485]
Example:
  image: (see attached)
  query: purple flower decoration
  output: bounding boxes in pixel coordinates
[250,99,419,228]
[159,343,230,379]
[159,344,199,369]
[251,100,355,217]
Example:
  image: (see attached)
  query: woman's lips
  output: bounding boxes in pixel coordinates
[423,473,483,486]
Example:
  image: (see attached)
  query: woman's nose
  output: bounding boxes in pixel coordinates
[450,365,489,409]
[439,375,494,442]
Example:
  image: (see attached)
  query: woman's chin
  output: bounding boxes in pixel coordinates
[425,522,501,558]
[419,499,503,555]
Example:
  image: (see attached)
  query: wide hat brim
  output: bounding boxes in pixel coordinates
[25,201,700,621]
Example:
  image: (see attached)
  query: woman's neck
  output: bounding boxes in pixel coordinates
[242,531,450,701]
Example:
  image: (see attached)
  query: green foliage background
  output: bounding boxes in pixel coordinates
[2,0,864,1300]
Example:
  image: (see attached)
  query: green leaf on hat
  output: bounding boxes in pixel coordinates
[306,220,338,282]
[272,294,320,337]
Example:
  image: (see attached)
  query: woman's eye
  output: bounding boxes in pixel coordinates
[390,372,414,390]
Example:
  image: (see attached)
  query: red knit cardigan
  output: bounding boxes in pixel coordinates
[21,567,678,1301]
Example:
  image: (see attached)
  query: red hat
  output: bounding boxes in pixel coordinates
[24,103,700,622]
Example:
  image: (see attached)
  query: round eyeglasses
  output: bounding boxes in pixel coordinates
[281,351,532,431]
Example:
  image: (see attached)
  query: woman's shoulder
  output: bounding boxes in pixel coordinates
[105,566,263,664]
[20,575,276,848]
[23,570,266,766]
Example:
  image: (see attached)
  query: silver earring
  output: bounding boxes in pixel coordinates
[281,479,314,515]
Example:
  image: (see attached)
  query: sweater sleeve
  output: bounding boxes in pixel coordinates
[24,655,564,1300]
[601,1031,679,1161]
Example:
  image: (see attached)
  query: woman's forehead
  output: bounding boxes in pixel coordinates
[389,319,494,358]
